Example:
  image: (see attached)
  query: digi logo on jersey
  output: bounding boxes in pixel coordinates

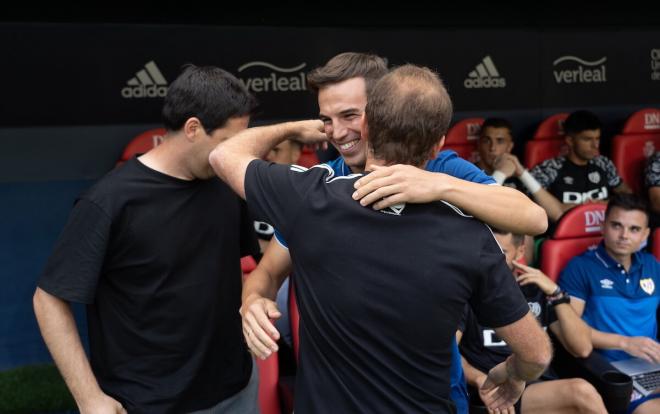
[563,186,608,204]
[238,61,307,93]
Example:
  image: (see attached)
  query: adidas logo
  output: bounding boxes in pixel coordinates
[464,55,506,89]
[121,61,168,99]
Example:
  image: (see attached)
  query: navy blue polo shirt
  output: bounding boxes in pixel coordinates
[559,242,660,361]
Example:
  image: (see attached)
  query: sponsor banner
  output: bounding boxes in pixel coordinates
[652,48,660,81]
[0,24,658,126]
[541,31,660,107]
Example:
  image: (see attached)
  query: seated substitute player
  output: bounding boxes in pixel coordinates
[458,227,606,414]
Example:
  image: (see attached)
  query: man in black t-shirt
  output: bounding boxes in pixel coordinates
[33,65,260,414]
[531,110,632,221]
[210,65,553,413]
[458,228,606,414]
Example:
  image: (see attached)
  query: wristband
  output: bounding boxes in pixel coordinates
[548,291,571,307]
[549,286,562,297]
[491,170,507,185]
[519,170,542,194]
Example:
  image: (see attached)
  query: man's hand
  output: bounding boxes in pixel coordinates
[352,164,446,209]
[513,261,558,296]
[479,360,525,413]
[79,393,127,414]
[492,154,518,179]
[289,120,328,149]
[240,295,281,359]
[621,336,660,363]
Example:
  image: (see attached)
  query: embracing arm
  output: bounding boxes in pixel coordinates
[352,164,548,235]
[33,288,125,414]
[209,120,325,199]
[241,240,293,359]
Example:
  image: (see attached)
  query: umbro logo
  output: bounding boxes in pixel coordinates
[464,55,506,89]
[121,61,168,99]
[600,278,614,289]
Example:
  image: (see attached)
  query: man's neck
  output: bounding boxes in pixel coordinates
[363,154,426,172]
[604,246,633,272]
[567,152,589,166]
[475,160,493,174]
[138,134,196,180]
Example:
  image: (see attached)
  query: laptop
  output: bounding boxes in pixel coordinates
[612,358,660,396]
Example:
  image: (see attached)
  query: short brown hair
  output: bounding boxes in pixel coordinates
[491,227,525,247]
[365,65,453,166]
[307,52,388,94]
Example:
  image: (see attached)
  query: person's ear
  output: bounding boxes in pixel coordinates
[183,117,202,142]
[361,113,369,141]
[431,136,446,157]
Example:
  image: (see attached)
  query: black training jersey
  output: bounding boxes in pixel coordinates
[459,284,557,380]
[245,160,530,414]
[39,157,259,414]
[530,155,622,204]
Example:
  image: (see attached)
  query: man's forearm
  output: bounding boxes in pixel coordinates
[549,306,593,358]
[242,240,292,304]
[530,188,568,222]
[33,288,104,410]
[505,353,547,382]
[461,355,488,387]
[210,122,303,199]
[441,176,548,235]
[590,327,628,351]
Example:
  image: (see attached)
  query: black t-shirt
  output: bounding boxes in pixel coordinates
[459,284,557,381]
[530,155,622,204]
[245,160,530,414]
[39,157,259,414]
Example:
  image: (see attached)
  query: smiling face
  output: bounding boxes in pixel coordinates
[317,77,368,173]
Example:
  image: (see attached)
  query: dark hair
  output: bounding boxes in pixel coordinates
[605,193,649,225]
[307,52,388,95]
[365,64,453,166]
[162,64,257,134]
[564,110,602,137]
[481,118,513,135]
[491,227,525,247]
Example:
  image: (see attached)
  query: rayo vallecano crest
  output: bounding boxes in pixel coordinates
[640,278,655,295]
[588,171,601,184]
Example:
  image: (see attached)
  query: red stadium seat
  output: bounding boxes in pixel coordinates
[297,145,320,168]
[255,355,281,414]
[524,138,569,169]
[532,113,569,140]
[242,270,282,414]
[540,203,606,281]
[444,117,484,163]
[118,128,166,165]
[241,255,257,275]
[653,228,660,261]
[611,108,660,194]
[524,113,570,169]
